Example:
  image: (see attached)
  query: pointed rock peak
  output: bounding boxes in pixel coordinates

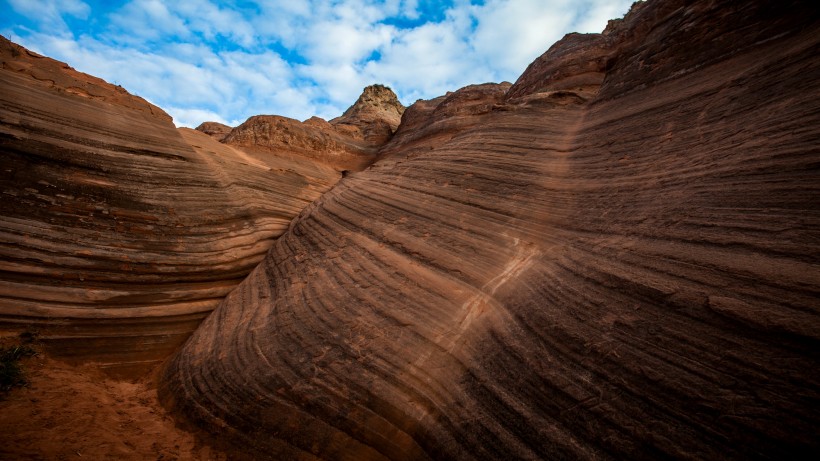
[353,84,403,112]
[330,84,406,146]
[335,84,405,125]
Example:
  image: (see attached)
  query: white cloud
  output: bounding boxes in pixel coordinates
[2,0,635,128]
[301,20,395,64]
[297,62,363,115]
[361,19,480,101]
[573,1,632,33]
[172,0,256,47]
[471,0,576,75]
[399,0,421,19]
[6,0,90,32]
[108,0,189,43]
[164,107,230,128]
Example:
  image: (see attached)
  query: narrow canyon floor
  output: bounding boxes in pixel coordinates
[0,331,226,461]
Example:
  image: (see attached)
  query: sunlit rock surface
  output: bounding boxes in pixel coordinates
[162,0,820,459]
[331,83,406,146]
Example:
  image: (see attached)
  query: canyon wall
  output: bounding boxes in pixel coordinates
[0,37,399,374]
[162,0,820,459]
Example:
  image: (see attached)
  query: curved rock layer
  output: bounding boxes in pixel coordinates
[0,37,347,374]
[163,0,820,459]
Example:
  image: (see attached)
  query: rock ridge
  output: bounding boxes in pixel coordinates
[0,36,171,121]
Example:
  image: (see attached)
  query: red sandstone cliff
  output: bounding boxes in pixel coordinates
[160,0,820,459]
[1,0,818,458]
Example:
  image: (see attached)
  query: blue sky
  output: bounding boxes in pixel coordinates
[1,0,634,127]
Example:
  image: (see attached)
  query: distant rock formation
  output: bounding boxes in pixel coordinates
[223,85,406,172]
[0,37,399,375]
[194,121,232,141]
[331,83,406,145]
[161,0,820,459]
[222,114,368,172]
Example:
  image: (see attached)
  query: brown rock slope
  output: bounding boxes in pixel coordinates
[162,0,820,459]
[0,37,399,374]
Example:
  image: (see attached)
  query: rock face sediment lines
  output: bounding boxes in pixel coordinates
[162,0,820,459]
[0,37,348,373]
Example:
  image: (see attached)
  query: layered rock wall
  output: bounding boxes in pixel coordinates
[0,38,345,374]
[162,0,820,458]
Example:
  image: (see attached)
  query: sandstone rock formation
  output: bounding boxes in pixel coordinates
[162,0,820,459]
[222,84,405,172]
[331,83,406,145]
[0,37,398,374]
[194,121,232,141]
[222,115,365,172]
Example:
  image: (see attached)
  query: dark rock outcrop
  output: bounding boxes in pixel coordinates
[162,0,820,459]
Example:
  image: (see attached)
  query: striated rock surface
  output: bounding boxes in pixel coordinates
[162,0,820,459]
[0,37,347,374]
[383,82,513,162]
[194,121,232,141]
[0,37,170,120]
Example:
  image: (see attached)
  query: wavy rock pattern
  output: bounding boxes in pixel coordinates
[0,37,361,374]
[163,0,820,458]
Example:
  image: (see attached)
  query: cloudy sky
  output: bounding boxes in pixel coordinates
[1,0,633,127]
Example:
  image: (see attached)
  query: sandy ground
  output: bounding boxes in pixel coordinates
[0,332,227,461]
